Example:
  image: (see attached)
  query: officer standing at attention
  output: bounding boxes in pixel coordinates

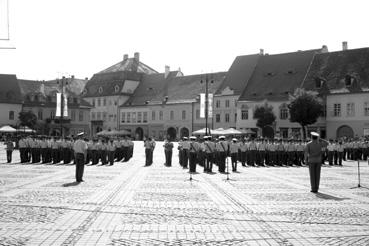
[5,137,14,163]
[163,137,174,166]
[304,132,328,193]
[73,132,87,182]
[188,136,199,173]
[230,138,239,172]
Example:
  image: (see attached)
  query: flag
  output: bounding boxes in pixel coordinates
[208,93,213,118]
[56,93,61,117]
[63,95,68,117]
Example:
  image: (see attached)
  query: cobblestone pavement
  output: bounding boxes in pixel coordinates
[0,142,369,245]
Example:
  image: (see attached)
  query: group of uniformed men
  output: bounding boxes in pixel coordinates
[176,136,369,173]
[17,136,134,165]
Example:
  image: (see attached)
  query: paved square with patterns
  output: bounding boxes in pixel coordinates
[0,142,369,245]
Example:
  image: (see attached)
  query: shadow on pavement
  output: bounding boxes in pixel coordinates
[315,192,349,201]
[62,181,81,187]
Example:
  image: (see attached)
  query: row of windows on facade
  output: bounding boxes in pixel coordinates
[215,99,237,108]
[91,112,117,122]
[8,110,86,121]
[332,102,369,117]
[91,98,118,107]
[27,94,79,104]
[240,108,289,120]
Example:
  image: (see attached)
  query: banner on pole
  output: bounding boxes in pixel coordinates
[208,93,213,118]
[56,93,61,117]
[63,95,68,117]
[200,93,205,118]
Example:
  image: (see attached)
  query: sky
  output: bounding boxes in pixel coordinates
[0,0,368,80]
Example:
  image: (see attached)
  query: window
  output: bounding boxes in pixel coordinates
[79,111,84,121]
[241,110,248,120]
[114,101,117,106]
[235,113,237,122]
[92,112,96,120]
[98,87,103,94]
[225,100,230,108]
[103,112,107,120]
[132,112,136,123]
[71,110,76,121]
[103,98,106,106]
[109,100,112,106]
[9,111,14,120]
[143,112,147,123]
[114,114,116,121]
[196,109,200,119]
[345,75,352,87]
[170,110,174,120]
[137,112,142,123]
[216,100,220,108]
[159,111,163,121]
[216,114,220,123]
[50,111,55,119]
[127,112,131,123]
[97,98,101,107]
[280,108,288,120]
[152,111,156,121]
[364,102,369,116]
[333,103,341,117]
[152,130,156,138]
[225,113,230,122]
[114,85,119,92]
[97,112,101,120]
[280,128,289,139]
[38,110,43,120]
[346,102,355,117]
[182,110,186,120]
[92,98,95,107]
[121,112,125,122]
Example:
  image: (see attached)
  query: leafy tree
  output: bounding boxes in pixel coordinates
[288,88,323,139]
[253,103,276,137]
[18,111,37,129]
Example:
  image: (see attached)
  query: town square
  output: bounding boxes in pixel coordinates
[1,0,369,245]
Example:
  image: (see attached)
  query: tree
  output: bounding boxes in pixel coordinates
[253,103,276,137]
[18,111,37,129]
[288,88,323,139]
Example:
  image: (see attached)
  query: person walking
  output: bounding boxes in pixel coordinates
[304,132,328,193]
[73,133,88,182]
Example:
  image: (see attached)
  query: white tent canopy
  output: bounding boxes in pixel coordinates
[0,125,16,133]
[16,126,35,133]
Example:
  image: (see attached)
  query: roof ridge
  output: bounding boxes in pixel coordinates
[300,51,318,88]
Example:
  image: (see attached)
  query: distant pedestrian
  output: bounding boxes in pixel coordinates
[5,138,14,163]
[73,132,88,182]
[304,132,328,193]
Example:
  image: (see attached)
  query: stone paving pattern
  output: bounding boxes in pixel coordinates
[0,142,368,245]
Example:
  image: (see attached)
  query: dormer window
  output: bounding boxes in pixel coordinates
[345,75,353,87]
[114,85,120,93]
[98,87,103,94]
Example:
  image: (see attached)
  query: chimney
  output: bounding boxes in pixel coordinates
[259,49,264,55]
[134,52,140,62]
[321,45,329,53]
[342,41,348,51]
[123,54,128,60]
[165,65,170,78]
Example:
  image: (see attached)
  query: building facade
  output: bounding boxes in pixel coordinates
[0,74,23,128]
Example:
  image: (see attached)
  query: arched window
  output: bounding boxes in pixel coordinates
[114,85,120,93]
[98,87,103,94]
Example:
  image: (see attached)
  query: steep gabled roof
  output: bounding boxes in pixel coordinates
[302,47,369,94]
[98,58,158,74]
[0,74,23,104]
[239,49,319,101]
[215,54,260,95]
[17,79,92,108]
[122,72,226,106]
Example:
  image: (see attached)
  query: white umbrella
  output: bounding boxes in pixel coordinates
[192,128,213,135]
[16,126,35,133]
[0,125,16,133]
[223,128,243,135]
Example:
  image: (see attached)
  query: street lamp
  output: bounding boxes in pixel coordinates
[200,74,213,136]
[57,76,68,138]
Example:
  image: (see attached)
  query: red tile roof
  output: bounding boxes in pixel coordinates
[216,54,260,95]
[302,47,369,94]
[239,49,319,101]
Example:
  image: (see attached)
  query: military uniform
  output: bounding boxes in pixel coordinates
[188,137,199,172]
[230,139,239,172]
[204,137,215,172]
[163,139,174,166]
[107,140,116,165]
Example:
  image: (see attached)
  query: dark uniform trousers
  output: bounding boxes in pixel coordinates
[296,151,304,165]
[52,149,59,164]
[75,153,85,182]
[327,150,334,165]
[240,151,247,166]
[165,150,172,166]
[309,162,321,192]
[189,152,197,172]
[231,153,238,171]
[145,148,153,166]
[108,151,115,165]
[205,153,213,172]
[91,150,98,164]
[218,151,226,172]
[6,150,12,163]
[19,148,26,163]
[182,150,189,168]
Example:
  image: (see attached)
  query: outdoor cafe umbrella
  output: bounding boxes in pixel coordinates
[16,126,35,133]
[96,130,109,136]
[223,128,243,135]
[0,125,16,133]
[192,128,213,135]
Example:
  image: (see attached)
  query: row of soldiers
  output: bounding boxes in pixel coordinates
[17,136,134,165]
[325,139,369,165]
[178,136,309,173]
